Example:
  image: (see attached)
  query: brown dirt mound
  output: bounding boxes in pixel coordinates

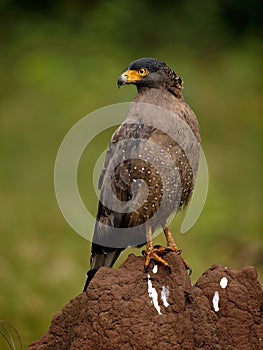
[27,253,263,350]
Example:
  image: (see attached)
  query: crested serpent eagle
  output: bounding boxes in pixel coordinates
[83,58,200,291]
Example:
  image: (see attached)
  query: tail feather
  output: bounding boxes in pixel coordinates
[83,247,122,291]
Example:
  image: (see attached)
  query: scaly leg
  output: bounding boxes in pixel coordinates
[143,225,171,272]
[162,223,192,274]
[142,223,192,274]
[163,223,181,251]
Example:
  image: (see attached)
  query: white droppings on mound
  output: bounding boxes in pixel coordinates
[152,265,158,274]
[212,291,220,312]
[161,286,170,307]
[220,276,228,289]
[147,274,162,315]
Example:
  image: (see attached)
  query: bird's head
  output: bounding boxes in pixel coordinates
[117,57,183,95]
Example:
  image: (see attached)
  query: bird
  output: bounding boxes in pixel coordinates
[83,57,200,291]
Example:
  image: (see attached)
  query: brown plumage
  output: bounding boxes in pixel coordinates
[84,58,200,291]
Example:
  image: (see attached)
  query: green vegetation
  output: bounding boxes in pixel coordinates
[0,0,262,347]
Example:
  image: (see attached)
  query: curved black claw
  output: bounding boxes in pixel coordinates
[153,244,161,249]
[166,264,172,274]
[144,264,149,273]
[186,266,192,276]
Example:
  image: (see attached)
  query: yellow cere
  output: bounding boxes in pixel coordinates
[125,68,148,82]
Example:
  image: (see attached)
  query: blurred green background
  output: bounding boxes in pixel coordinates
[0,0,262,347]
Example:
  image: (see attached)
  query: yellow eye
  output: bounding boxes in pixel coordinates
[138,68,148,77]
